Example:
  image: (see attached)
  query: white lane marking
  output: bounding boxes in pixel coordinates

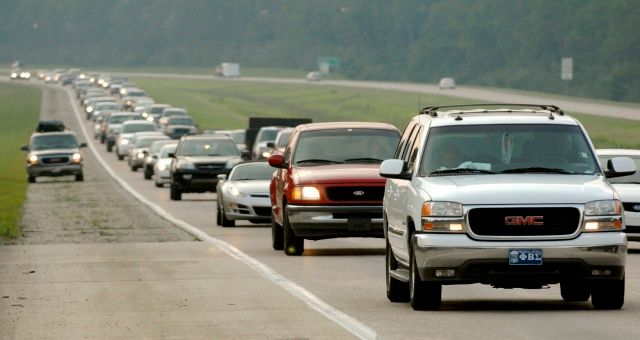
[64,87,378,340]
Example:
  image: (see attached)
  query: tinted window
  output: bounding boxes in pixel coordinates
[229,163,274,180]
[293,128,400,165]
[419,124,598,175]
[31,134,78,150]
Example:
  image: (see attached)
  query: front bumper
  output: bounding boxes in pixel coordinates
[222,195,271,221]
[171,169,229,193]
[413,232,627,284]
[286,205,383,239]
[27,163,82,177]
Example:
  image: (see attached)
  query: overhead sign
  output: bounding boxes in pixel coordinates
[561,57,573,80]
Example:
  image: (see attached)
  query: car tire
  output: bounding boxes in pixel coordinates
[131,164,138,172]
[216,203,223,226]
[591,276,625,310]
[100,136,105,144]
[144,168,152,180]
[560,281,590,302]
[106,143,113,152]
[117,153,124,161]
[271,212,284,251]
[170,184,182,201]
[221,204,235,228]
[409,237,441,310]
[283,206,304,256]
[27,175,36,183]
[154,181,163,188]
[75,173,84,182]
[386,239,410,302]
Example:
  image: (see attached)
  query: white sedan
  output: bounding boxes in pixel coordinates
[597,148,640,241]
[216,161,274,227]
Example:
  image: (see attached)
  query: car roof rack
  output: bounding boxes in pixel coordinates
[419,104,564,117]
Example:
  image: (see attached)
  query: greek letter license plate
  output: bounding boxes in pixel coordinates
[508,249,543,265]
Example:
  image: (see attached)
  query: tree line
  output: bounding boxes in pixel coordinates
[1,0,638,102]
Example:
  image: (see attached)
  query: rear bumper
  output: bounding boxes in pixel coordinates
[412,232,627,284]
[286,205,383,239]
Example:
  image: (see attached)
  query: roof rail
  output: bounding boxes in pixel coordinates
[419,104,564,117]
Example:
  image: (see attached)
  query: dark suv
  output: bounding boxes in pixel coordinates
[169,135,248,200]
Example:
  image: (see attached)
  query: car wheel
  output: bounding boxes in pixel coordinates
[117,152,124,161]
[386,239,409,302]
[27,175,36,183]
[144,168,152,180]
[216,203,223,226]
[154,181,163,188]
[271,212,284,251]
[100,136,105,144]
[283,206,303,256]
[75,173,84,182]
[591,276,625,310]
[221,203,235,227]
[106,143,113,152]
[170,184,182,201]
[560,280,590,302]
[409,237,441,310]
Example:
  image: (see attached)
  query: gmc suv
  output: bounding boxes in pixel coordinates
[379,104,636,310]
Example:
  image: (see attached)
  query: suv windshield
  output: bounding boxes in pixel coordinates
[598,155,640,184]
[168,117,194,126]
[31,134,78,150]
[122,123,156,133]
[109,115,140,124]
[293,128,400,165]
[419,124,599,176]
[178,139,239,157]
[230,163,274,180]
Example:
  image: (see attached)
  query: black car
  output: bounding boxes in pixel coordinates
[169,135,249,200]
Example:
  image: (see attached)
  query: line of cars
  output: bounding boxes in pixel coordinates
[29,68,640,311]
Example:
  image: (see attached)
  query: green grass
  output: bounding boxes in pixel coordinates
[0,83,41,240]
[133,77,640,148]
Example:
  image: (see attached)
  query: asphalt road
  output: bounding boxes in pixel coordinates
[3,79,640,339]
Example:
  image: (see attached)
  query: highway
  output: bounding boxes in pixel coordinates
[2,79,640,339]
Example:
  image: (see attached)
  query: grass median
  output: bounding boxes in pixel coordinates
[0,82,41,240]
[134,77,640,148]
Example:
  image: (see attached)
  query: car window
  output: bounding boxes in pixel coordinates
[293,128,400,165]
[159,144,178,157]
[149,141,175,153]
[122,124,156,133]
[406,126,424,173]
[178,139,239,156]
[168,118,195,126]
[395,121,416,159]
[257,129,280,142]
[229,163,274,180]
[275,131,292,148]
[419,124,599,176]
[31,134,78,150]
[135,137,167,147]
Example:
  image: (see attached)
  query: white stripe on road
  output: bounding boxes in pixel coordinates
[64,87,378,340]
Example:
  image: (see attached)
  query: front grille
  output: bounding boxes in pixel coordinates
[623,202,640,212]
[252,207,271,216]
[195,163,225,171]
[626,225,640,233]
[468,207,580,237]
[42,156,70,164]
[325,186,385,202]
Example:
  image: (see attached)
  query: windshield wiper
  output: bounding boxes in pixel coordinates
[429,168,495,175]
[343,157,384,163]
[501,167,574,174]
[296,159,343,165]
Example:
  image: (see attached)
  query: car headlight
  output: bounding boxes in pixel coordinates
[86,106,94,113]
[177,160,195,170]
[583,199,623,232]
[11,73,17,78]
[262,151,272,158]
[137,152,145,159]
[158,163,167,171]
[228,186,247,197]
[71,153,82,163]
[421,201,464,232]
[28,154,38,165]
[119,139,129,145]
[291,186,321,200]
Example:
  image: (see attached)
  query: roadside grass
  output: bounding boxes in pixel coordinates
[0,83,41,239]
[133,77,640,148]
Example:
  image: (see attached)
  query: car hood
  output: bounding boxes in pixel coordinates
[181,155,241,164]
[293,163,385,185]
[611,184,640,202]
[415,174,615,205]
[226,180,271,194]
[30,148,80,156]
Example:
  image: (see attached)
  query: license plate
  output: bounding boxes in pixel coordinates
[51,167,61,173]
[348,218,371,231]
[508,249,543,265]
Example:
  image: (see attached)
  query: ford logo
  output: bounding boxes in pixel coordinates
[353,190,365,196]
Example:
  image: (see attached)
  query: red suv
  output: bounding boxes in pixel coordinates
[268,122,400,255]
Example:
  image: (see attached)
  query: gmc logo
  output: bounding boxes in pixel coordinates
[505,216,544,226]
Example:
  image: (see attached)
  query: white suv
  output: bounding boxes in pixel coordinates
[379,104,636,310]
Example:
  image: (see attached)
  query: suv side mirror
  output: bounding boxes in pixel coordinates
[168,152,175,158]
[605,157,636,178]
[217,174,227,180]
[379,159,411,180]
[20,145,29,151]
[268,153,287,168]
